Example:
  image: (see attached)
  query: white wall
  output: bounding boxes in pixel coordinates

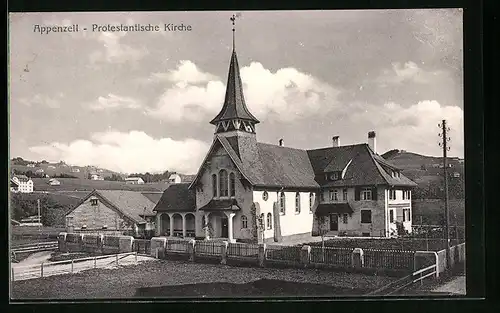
[386,189,412,234]
[253,190,314,239]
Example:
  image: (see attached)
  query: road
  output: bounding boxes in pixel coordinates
[11,253,156,281]
[431,275,466,295]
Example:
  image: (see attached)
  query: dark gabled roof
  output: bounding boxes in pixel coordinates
[10,179,19,187]
[198,198,241,211]
[153,183,196,213]
[67,190,160,224]
[307,144,417,188]
[315,203,354,216]
[210,50,260,125]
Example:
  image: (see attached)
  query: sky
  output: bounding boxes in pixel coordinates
[9,10,464,175]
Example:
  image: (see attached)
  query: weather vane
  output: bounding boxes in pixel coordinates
[230,13,241,50]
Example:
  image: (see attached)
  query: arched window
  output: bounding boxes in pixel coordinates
[229,172,236,197]
[212,174,217,197]
[309,193,315,212]
[295,192,301,214]
[219,169,228,197]
[267,213,273,229]
[241,215,248,229]
[279,192,286,214]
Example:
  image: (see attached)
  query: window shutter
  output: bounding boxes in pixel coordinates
[354,187,360,201]
[372,187,378,200]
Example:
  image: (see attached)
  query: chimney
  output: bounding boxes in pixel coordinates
[332,136,340,147]
[279,139,284,147]
[368,131,376,153]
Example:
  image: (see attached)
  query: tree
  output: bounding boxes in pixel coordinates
[104,173,124,181]
[316,214,329,262]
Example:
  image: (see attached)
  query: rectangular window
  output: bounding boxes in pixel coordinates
[333,189,339,201]
[320,192,325,202]
[361,210,372,224]
[396,209,404,222]
[403,208,411,222]
[329,190,334,201]
[389,210,394,223]
[389,189,396,200]
[343,189,348,201]
[361,188,372,200]
[342,213,348,224]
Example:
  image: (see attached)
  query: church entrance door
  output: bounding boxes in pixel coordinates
[221,216,229,238]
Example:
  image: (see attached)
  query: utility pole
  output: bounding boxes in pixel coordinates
[438,119,451,268]
[37,198,41,234]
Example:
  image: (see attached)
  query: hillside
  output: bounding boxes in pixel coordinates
[31,178,170,192]
[10,158,124,180]
[382,150,464,199]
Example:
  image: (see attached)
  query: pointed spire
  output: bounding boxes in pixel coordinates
[210,15,259,126]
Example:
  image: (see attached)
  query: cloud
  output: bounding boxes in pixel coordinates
[376,61,443,86]
[19,93,64,108]
[146,60,341,122]
[29,130,209,174]
[90,31,148,64]
[87,93,142,111]
[349,100,464,157]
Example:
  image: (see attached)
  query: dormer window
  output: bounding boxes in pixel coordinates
[328,172,340,181]
[90,198,98,206]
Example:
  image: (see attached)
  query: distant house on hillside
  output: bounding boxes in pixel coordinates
[168,172,196,184]
[35,168,45,174]
[10,178,19,192]
[71,168,80,173]
[125,177,145,185]
[48,178,61,186]
[90,173,104,181]
[453,172,460,178]
[65,190,163,237]
[12,175,33,193]
[47,165,56,169]
[27,164,35,168]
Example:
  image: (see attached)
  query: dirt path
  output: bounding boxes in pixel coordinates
[12,251,53,267]
[431,276,466,295]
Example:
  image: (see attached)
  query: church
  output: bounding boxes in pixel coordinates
[153,20,417,243]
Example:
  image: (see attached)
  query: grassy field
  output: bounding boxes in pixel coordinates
[31,178,168,192]
[413,199,465,226]
[11,226,65,246]
[11,259,396,299]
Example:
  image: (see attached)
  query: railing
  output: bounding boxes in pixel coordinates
[265,245,301,264]
[363,249,415,270]
[366,264,437,296]
[227,242,259,258]
[12,242,59,260]
[310,246,352,266]
[195,241,222,256]
[132,239,151,255]
[11,252,138,282]
[166,239,189,253]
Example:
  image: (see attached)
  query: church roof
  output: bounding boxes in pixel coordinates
[210,50,260,125]
[153,183,196,213]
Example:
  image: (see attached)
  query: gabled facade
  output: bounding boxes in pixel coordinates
[65,189,161,237]
[125,177,145,184]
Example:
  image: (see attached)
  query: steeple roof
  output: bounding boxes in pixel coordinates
[210,49,260,125]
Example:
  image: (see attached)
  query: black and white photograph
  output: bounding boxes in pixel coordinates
[9,9,467,299]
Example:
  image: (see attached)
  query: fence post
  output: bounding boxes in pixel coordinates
[11,267,14,282]
[188,239,196,262]
[135,252,138,264]
[41,262,44,278]
[258,243,266,267]
[300,245,311,268]
[352,248,364,268]
[221,241,229,265]
[71,260,74,273]
[116,254,119,266]
[94,257,97,268]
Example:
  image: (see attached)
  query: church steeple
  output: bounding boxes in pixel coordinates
[210,14,260,135]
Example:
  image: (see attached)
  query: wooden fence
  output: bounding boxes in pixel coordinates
[132,239,151,255]
[363,249,415,270]
[166,239,190,253]
[310,246,353,267]
[265,245,302,264]
[227,242,259,258]
[195,241,222,256]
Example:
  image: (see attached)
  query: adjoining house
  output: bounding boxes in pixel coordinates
[125,177,145,185]
[153,183,196,237]
[168,173,196,184]
[152,29,418,244]
[11,175,33,193]
[35,168,45,174]
[65,190,163,238]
